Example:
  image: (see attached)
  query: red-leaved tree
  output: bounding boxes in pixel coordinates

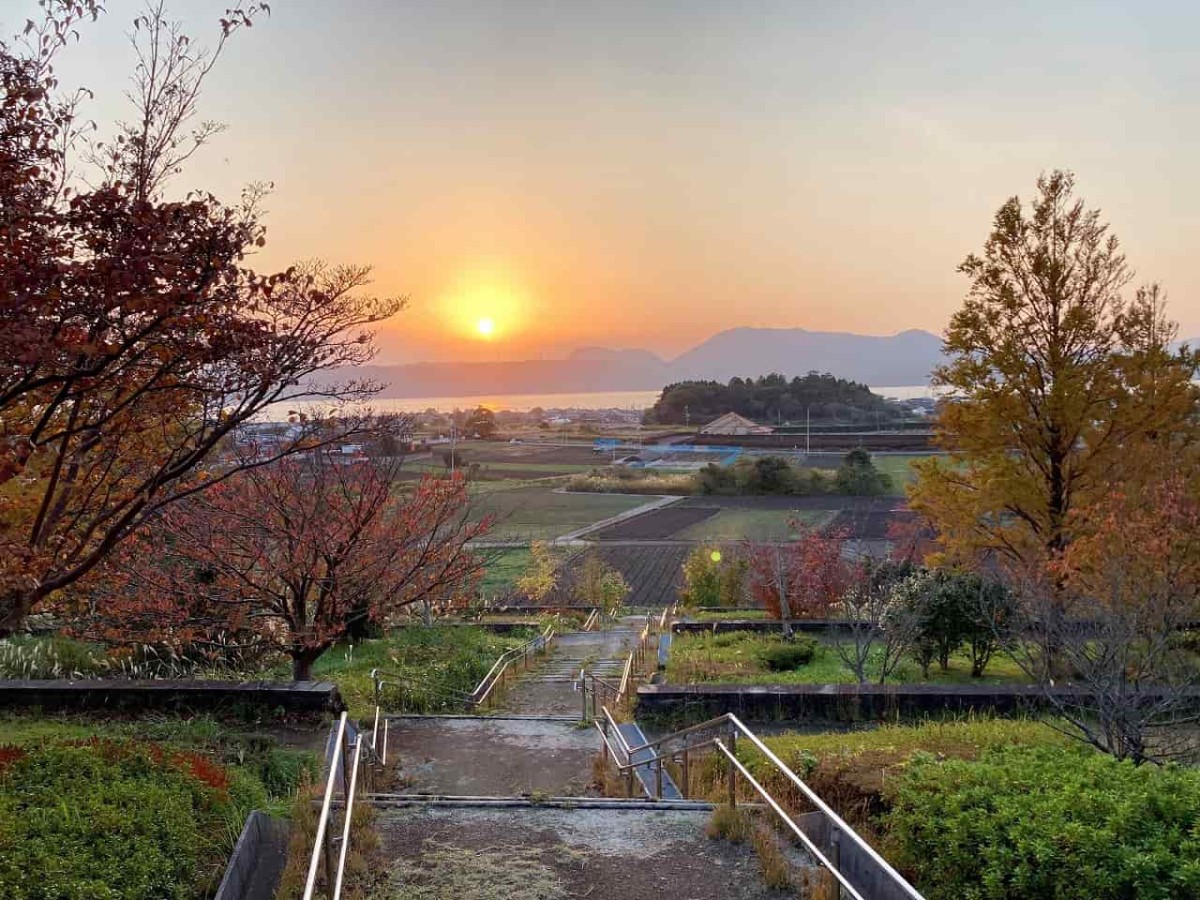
[76,458,491,679]
[747,525,852,634]
[1,4,403,633]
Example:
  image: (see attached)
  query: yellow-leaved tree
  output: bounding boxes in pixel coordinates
[910,170,1200,574]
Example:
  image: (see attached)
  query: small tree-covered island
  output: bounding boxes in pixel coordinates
[2,3,1198,900]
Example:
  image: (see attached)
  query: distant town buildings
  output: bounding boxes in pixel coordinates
[698,412,774,436]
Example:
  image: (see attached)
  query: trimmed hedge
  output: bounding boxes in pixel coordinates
[0,740,265,899]
[756,638,817,671]
[886,745,1200,900]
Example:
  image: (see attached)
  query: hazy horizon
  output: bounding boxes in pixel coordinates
[14,0,1199,364]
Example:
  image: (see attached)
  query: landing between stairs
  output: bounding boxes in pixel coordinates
[375,805,794,900]
[386,716,599,797]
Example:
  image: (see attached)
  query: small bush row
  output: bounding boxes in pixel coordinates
[886,745,1200,900]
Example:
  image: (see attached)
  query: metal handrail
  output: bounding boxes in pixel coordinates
[593,708,925,900]
[369,667,475,707]
[302,712,348,900]
[302,706,391,900]
[468,621,555,708]
[714,739,867,900]
[332,734,364,898]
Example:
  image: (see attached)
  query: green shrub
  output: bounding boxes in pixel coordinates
[886,746,1200,900]
[0,740,253,900]
[834,448,892,496]
[757,638,817,671]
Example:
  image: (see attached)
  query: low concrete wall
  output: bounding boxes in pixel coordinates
[214,811,291,900]
[0,678,343,714]
[672,619,864,636]
[637,682,1200,723]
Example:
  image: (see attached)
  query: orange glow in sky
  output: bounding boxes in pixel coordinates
[44,2,1200,365]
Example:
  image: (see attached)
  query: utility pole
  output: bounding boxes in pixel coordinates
[806,405,811,458]
[684,405,690,429]
[450,418,457,476]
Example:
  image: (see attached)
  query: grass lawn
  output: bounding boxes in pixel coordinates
[469,483,651,540]
[296,625,535,716]
[675,508,837,541]
[665,630,1032,686]
[685,609,771,621]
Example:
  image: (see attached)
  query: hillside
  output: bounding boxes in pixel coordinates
[326,327,942,399]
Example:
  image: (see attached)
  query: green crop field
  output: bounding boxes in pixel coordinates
[872,453,941,493]
[675,507,836,541]
[470,484,651,540]
[479,547,532,597]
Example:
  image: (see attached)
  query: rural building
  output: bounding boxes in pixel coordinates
[698,412,773,436]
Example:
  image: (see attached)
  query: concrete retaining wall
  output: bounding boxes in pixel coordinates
[0,678,343,714]
[214,811,291,900]
[637,682,1200,723]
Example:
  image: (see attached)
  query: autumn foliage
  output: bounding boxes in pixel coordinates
[0,4,402,634]
[910,171,1200,571]
[78,458,491,679]
[747,526,852,620]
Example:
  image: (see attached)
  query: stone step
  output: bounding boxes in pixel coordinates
[366,793,715,810]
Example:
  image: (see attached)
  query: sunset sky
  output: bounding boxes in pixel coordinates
[14,1,1200,363]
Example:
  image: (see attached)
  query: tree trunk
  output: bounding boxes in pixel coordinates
[291,647,323,681]
[0,586,37,638]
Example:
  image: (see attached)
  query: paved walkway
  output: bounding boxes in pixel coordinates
[369,625,797,899]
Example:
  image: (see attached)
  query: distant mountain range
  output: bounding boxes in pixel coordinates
[343,327,945,399]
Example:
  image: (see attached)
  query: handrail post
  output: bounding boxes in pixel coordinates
[727,753,737,808]
[581,674,588,722]
[831,827,843,899]
[340,725,351,799]
[727,732,738,808]
[681,749,690,799]
[322,822,335,899]
[655,757,663,799]
[382,718,389,766]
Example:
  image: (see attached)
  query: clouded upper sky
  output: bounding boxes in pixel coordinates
[11,1,1199,362]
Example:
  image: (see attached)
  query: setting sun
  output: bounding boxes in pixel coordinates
[476,317,495,337]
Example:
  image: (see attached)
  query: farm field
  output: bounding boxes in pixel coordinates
[469,484,651,540]
[478,547,532,599]
[547,544,690,608]
[675,508,834,541]
[871,453,932,492]
[590,506,717,540]
[588,495,906,542]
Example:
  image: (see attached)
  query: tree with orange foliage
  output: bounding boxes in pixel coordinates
[0,4,403,634]
[910,171,1199,574]
[1005,471,1200,763]
[78,458,491,679]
